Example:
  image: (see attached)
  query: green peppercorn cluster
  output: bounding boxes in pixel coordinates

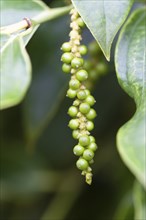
[61,9,98,185]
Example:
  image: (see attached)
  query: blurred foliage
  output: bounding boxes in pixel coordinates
[1,0,145,220]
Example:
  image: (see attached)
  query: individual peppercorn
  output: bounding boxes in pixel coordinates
[77,90,87,100]
[88,142,98,152]
[86,108,97,120]
[89,136,95,143]
[69,79,81,90]
[84,89,90,96]
[77,17,85,28]
[76,158,88,170]
[79,45,88,55]
[68,119,79,130]
[88,41,101,56]
[71,57,84,68]
[79,135,90,146]
[96,62,108,75]
[61,52,73,64]
[79,102,90,114]
[73,99,80,106]
[89,159,94,164]
[85,95,96,106]
[62,63,71,73]
[68,106,78,117]
[86,121,94,131]
[83,149,94,161]
[72,129,80,139]
[67,89,77,98]
[61,42,71,52]
[76,69,88,81]
[73,145,84,156]
[83,60,92,70]
[89,69,99,81]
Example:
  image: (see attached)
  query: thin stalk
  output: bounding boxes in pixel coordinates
[0,5,73,35]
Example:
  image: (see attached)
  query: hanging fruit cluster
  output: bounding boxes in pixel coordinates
[61,8,98,185]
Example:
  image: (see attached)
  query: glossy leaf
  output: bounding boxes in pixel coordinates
[115,8,146,188]
[133,181,146,219]
[0,36,31,109]
[71,0,133,60]
[1,0,72,109]
[1,0,49,26]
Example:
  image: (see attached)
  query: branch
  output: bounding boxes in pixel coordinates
[0,5,72,35]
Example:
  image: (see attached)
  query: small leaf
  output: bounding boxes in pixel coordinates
[71,0,134,60]
[0,36,31,109]
[133,181,146,219]
[115,8,146,188]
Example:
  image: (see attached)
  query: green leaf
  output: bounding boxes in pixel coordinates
[113,191,134,220]
[1,0,72,110]
[71,0,134,61]
[0,36,31,110]
[133,181,146,219]
[115,8,146,188]
[1,0,49,26]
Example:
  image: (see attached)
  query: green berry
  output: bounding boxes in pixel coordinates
[86,121,94,131]
[96,62,108,75]
[61,42,71,52]
[71,57,84,68]
[89,136,95,143]
[62,63,71,73]
[86,109,97,120]
[83,60,92,70]
[77,90,87,100]
[88,142,97,152]
[61,52,73,64]
[85,95,96,106]
[76,158,88,170]
[68,119,79,130]
[89,69,99,80]
[69,79,80,90]
[73,100,80,107]
[79,135,90,146]
[88,41,101,56]
[79,45,88,55]
[67,89,77,98]
[76,69,88,81]
[84,89,91,96]
[73,145,84,156]
[72,130,80,139]
[83,149,94,161]
[68,106,78,117]
[89,159,94,164]
[79,103,90,114]
[77,17,85,28]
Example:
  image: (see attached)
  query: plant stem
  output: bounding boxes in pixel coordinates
[0,5,72,35]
